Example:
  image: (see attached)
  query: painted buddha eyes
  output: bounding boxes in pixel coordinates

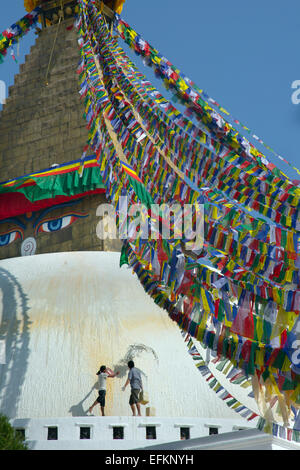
[0,210,88,249]
[0,231,21,247]
[37,215,75,233]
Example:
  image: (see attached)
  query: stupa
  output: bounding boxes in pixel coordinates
[0,0,298,451]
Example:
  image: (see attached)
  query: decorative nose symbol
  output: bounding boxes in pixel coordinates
[21,237,37,257]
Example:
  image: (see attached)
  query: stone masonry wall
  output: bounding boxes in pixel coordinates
[0,18,122,259]
[0,18,87,181]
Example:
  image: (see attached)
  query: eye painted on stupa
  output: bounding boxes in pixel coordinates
[34,213,88,235]
[0,230,22,247]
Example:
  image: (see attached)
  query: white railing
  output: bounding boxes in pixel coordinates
[11,416,256,450]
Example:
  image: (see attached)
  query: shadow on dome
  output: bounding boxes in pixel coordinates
[0,267,31,419]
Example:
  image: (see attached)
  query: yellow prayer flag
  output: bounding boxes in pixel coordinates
[219,107,230,115]
[200,288,210,313]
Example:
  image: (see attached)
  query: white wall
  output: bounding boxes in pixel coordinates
[11,415,256,450]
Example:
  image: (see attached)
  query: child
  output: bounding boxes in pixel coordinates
[88,365,119,416]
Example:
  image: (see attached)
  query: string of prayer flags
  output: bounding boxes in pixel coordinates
[182,331,259,422]
[0,7,41,65]
[76,0,300,426]
[113,13,300,181]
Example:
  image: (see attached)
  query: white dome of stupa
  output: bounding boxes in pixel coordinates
[0,251,258,422]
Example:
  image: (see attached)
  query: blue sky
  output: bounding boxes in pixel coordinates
[0,0,299,181]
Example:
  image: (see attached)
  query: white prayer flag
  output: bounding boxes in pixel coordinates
[0,340,5,364]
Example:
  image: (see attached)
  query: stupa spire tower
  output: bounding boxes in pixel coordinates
[0,0,121,259]
[24,1,117,29]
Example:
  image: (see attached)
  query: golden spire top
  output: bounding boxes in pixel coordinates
[24,0,126,15]
[24,0,40,12]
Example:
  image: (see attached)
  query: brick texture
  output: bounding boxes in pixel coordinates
[0,18,88,180]
[0,18,122,260]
